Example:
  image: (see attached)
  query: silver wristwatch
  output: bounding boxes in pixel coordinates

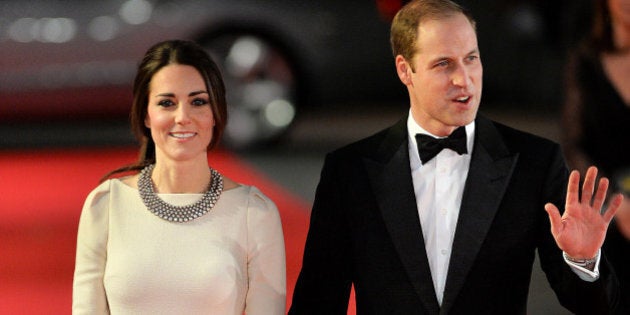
[563,252,597,270]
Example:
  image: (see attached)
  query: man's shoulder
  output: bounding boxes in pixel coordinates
[328,118,407,160]
[477,115,562,166]
[479,115,558,147]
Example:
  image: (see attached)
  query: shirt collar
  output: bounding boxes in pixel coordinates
[406,109,476,161]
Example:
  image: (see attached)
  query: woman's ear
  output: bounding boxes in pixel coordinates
[395,55,413,86]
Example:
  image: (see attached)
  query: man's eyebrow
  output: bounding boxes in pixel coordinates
[428,48,480,64]
[467,48,480,55]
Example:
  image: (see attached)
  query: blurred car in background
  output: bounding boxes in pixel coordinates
[0,0,402,148]
[0,0,586,148]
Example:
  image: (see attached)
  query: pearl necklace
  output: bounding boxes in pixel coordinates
[138,164,223,223]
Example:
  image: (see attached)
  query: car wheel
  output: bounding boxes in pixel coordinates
[201,32,297,150]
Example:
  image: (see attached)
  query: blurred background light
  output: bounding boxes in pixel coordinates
[8,17,76,43]
[242,81,284,110]
[119,0,153,25]
[9,17,37,42]
[227,37,263,77]
[265,99,295,128]
[38,18,77,43]
[88,15,120,41]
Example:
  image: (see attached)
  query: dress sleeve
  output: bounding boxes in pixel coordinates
[245,187,286,315]
[72,181,111,315]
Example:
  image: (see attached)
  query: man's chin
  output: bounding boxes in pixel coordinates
[452,112,477,127]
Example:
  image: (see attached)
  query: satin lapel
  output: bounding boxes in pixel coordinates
[440,116,519,313]
[364,119,440,314]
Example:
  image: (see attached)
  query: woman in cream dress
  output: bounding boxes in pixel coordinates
[73,40,286,314]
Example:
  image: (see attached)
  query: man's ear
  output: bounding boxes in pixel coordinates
[395,55,413,85]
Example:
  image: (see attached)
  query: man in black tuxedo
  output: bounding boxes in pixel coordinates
[289,0,625,314]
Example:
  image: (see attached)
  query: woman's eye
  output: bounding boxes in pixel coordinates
[192,98,209,106]
[157,99,175,107]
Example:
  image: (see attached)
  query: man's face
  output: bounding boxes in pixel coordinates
[396,13,482,136]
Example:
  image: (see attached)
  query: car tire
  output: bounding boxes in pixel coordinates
[200,31,298,150]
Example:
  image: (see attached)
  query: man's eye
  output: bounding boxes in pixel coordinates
[436,60,449,67]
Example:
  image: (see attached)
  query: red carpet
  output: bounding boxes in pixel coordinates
[0,147,356,314]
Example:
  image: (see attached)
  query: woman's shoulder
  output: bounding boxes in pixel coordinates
[221,175,240,191]
[223,183,278,213]
[83,176,135,205]
[80,180,115,220]
[247,186,275,207]
[117,174,138,189]
[84,179,113,203]
[235,186,283,235]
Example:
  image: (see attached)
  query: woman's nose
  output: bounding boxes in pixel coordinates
[175,104,192,124]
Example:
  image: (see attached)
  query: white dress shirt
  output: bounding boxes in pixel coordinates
[406,111,599,306]
[407,113,474,305]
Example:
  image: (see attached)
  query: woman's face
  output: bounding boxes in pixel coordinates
[145,64,214,163]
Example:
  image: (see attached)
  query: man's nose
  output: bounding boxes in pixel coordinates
[451,64,472,88]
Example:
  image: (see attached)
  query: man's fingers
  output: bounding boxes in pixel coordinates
[580,166,597,205]
[591,177,609,211]
[602,194,624,224]
[567,170,580,206]
[545,203,562,235]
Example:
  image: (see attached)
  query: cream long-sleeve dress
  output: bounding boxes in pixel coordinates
[73,178,286,315]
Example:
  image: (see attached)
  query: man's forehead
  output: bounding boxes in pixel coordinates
[415,16,477,51]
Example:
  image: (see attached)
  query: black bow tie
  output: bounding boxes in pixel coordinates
[415,126,468,164]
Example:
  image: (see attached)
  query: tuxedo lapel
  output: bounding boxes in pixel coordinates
[440,116,519,313]
[364,119,440,314]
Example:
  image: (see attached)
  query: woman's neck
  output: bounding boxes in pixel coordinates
[151,157,212,193]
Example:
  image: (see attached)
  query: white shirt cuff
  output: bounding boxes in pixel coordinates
[563,249,600,282]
